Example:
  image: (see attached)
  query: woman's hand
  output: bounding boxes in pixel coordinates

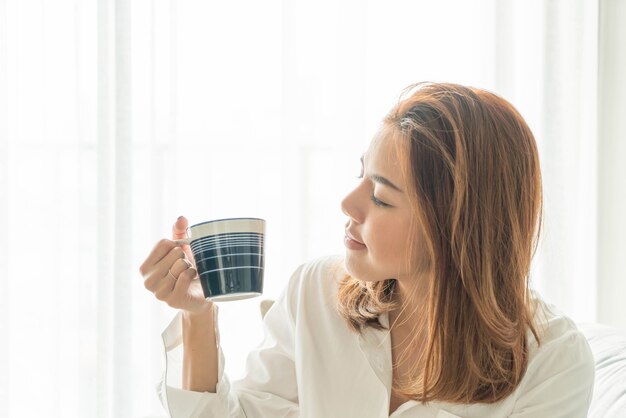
[140,216,212,315]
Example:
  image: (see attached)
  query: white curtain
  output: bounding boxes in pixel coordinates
[494,0,603,326]
[1,0,624,416]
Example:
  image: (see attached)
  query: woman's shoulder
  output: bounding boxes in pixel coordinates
[495,292,596,413]
[301,253,345,273]
[523,291,595,382]
[292,254,347,289]
[283,254,346,306]
[290,254,346,286]
[528,292,589,349]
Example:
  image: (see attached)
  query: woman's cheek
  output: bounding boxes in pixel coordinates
[388,226,410,261]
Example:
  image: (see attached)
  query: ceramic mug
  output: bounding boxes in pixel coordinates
[178,217,265,302]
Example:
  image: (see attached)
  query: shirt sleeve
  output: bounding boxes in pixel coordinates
[156,264,303,418]
[509,327,595,418]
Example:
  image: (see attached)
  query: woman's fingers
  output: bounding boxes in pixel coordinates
[141,218,211,312]
[153,258,191,301]
[156,263,204,311]
[172,216,188,240]
[153,274,176,302]
[172,216,197,267]
[152,255,193,298]
[170,257,192,276]
[143,245,186,291]
[139,239,177,277]
[168,266,203,310]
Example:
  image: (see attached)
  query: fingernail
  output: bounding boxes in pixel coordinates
[177,215,183,220]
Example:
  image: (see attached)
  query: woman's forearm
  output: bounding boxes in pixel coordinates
[182,305,219,393]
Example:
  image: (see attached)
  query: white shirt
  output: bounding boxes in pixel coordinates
[157,255,595,418]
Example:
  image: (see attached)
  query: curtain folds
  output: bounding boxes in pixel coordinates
[597,0,626,332]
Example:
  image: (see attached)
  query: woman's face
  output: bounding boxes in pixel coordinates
[341,127,428,284]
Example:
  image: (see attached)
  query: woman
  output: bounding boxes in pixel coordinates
[140,82,595,417]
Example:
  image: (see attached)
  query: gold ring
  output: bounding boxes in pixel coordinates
[167,269,177,281]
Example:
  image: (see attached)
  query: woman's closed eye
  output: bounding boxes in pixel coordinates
[357,174,392,208]
[370,194,391,207]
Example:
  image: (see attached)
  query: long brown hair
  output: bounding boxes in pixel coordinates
[336,82,543,404]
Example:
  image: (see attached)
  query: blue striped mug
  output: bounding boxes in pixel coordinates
[183,218,265,302]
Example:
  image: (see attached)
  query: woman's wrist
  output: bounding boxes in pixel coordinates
[181,301,219,393]
[182,302,214,326]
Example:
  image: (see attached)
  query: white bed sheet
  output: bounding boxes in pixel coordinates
[578,323,626,418]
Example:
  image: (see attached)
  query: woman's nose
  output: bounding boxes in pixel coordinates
[341,186,365,224]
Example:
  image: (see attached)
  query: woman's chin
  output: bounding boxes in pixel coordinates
[343,255,387,283]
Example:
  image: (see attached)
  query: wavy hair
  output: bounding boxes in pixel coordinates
[336,82,543,404]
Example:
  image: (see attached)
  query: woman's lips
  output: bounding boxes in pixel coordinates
[344,231,366,250]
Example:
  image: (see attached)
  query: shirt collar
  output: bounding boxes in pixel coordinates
[357,311,393,394]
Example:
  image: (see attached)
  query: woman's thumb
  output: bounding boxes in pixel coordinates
[172,216,189,240]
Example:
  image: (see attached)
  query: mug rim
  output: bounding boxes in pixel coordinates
[189,217,265,229]
[187,217,266,239]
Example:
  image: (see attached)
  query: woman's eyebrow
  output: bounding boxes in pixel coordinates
[360,155,404,193]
